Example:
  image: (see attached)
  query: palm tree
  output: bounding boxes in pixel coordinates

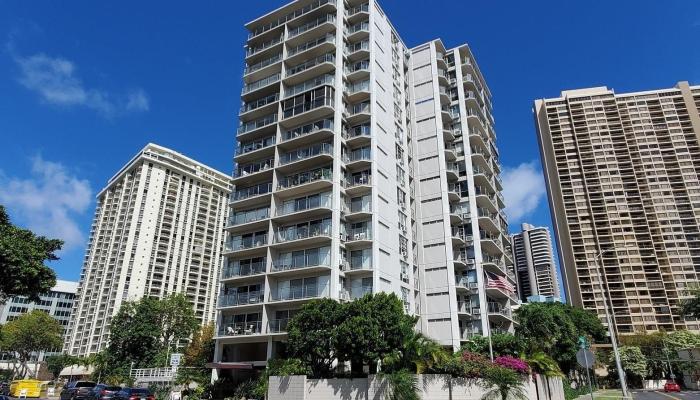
[383,331,448,373]
[481,366,528,400]
[522,351,562,378]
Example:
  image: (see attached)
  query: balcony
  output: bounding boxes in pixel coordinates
[246,35,283,59]
[242,73,281,98]
[270,286,323,303]
[455,277,478,292]
[343,196,371,220]
[487,302,515,323]
[219,321,263,337]
[485,277,517,302]
[285,53,336,85]
[218,291,264,308]
[288,14,336,43]
[344,101,370,125]
[341,259,372,274]
[268,318,289,334]
[239,93,279,118]
[343,173,371,195]
[343,124,371,144]
[281,118,334,148]
[451,227,472,246]
[271,253,331,275]
[285,74,335,99]
[227,207,270,229]
[232,182,272,204]
[221,261,266,280]
[244,52,283,80]
[345,20,369,41]
[350,285,373,299]
[477,207,501,234]
[445,162,461,180]
[345,59,370,81]
[447,182,467,202]
[237,113,278,138]
[453,250,475,268]
[343,146,371,168]
[235,136,276,161]
[232,158,274,183]
[282,96,335,125]
[287,34,336,62]
[345,2,369,22]
[276,192,332,221]
[344,226,372,248]
[278,142,333,172]
[450,203,470,223]
[481,254,505,275]
[225,233,268,253]
[274,219,332,247]
[344,40,369,60]
[345,79,370,102]
[277,166,333,197]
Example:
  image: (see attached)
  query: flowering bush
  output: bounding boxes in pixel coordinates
[494,355,529,375]
[458,351,492,378]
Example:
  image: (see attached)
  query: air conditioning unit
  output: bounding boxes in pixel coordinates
[400,272,409,282]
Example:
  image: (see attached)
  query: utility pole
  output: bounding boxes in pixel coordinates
[663,341,675,380]
[578,336,595,400]
[594,249,629,399]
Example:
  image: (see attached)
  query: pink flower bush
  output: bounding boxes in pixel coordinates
[494,355,529,375]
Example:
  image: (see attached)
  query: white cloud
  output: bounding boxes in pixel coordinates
[501,161,546,223]
[0,156,92,251]
[13,52,148,117]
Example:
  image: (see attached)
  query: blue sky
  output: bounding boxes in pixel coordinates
[1,1,699,294]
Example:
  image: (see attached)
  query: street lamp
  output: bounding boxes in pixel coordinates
[593,247,631,399]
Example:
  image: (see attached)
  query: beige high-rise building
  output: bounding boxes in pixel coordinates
[64,143,231,356]
[535,81,700,334]
[511,223,560,301]
[212,0,515,380]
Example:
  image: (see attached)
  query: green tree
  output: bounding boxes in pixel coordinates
[680,285,700,320]
[0,205,59,302]
[157,293,199,355]
[0,310,63,378]
[461,334,526,358]
[608,346,647,388]
[383,331,448,374]
[287,298,342,378]
[45,353,85,379]
[481,365,528,400]
[335,293,417,375]
[177,323,215,387]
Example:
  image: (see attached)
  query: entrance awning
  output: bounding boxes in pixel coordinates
[205,362,254,370]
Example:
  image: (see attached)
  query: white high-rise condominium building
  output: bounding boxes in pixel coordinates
[65,143,231,356]
[535,82,700,334]
[0,280,78,362]
[511,223,560,302]
[213,0,515,380]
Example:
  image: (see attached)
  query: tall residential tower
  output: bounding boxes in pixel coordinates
[65,143,231,356]
[535,82,700,334]
[213,0,515,380]
[511,223,560,302]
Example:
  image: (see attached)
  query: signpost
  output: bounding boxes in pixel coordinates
[577,336,595,400]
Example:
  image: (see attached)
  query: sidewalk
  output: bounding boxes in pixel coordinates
[575,389,632,400]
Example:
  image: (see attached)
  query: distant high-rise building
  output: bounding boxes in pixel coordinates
[212,0,515,381]
[511,223,560,302]
[0,280,78,362]
[535,81,700,334]
[64,143,231,356]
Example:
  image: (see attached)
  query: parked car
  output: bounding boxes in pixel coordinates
[60,381,97,400]
[113,388,155,400]
[0,382,9,395]
[90,385,122,400]
[664,380,681,392]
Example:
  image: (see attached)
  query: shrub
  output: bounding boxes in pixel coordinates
[494,355,529,375]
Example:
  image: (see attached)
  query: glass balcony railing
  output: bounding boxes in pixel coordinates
[282,118,334,142]
[350,285,372,299]
[270,286,322,302]
[218,291,264,307]
[222,260,266,279]
[278,167,333,190]
[236,136,275,156]
[343,147,370,163]
[343,124,370,139]
[242,74,281,95]
[225,233,268,251]
[285,74,335,98]
[345,60,370,75]
[345,227,372,242]
[286,53,335,77]
[229,207,269,226]
[345,40,369,56]
[268,318,289,333]
[346,21,369,35]
[344,173,371,188]
[280,143,333,165]
[278,192,332,216]
[283,97,335,119]
[272,254,330,272]
[219,321,263,336]
[233,182,272,201]
[275,219,332,243]
[288,34,336,58]
[246,35,283,58]
[345,3,369,17]
[288,14,336,38]
[237,114,278,135]
[233,158,274,177]
[240,93,279,114]
[346,101,370,116]
[487,302,512,318]
[345,80,370,95]
[244,53,283,75]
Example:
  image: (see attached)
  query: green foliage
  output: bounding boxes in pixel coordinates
[287,297,343,378]
[521,352,563,378]
[481,365,528,400]
[461,334,526,358]
[177,323,215,386]
[0,205,59,302]
[562,377,594,400]
[0,309,63,378]
[45,353,87,379]
[515,302,605,375]
[93,293,200,383]
[383,332,448,374]
[252,358,310,399]
[680,285,700,320]
[607,346,647,387]
[381,369,419,400]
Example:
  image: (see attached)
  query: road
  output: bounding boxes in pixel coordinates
[632,390,700,399]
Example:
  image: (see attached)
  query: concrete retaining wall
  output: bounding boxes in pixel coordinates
[268,374,565,400]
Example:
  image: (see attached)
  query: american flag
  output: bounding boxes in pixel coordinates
[486,272,515,293]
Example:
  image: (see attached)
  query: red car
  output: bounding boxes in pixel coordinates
[664,380,681,392]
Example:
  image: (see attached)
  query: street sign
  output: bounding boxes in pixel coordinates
[576,348,595,369]
[170,353,183,367]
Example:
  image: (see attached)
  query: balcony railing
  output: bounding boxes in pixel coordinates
[270,286,322,302]
[240,93,279,114]
[222,261,266,279]
[346,101,370,116]
[350,285,372,299]
[278,167,333,190]
[455,277,478,289]
[345,40,369,56]
[246,35,283,58]
[346,21,369,35]
[244,53,283,75]
[343,147,371,163]
[233,182,272,201]
[345,227,372,242]
[288,34,336,58]
[275,220,332,243]
[345,60,370,75]
[487,302,512,318]
[283,97,335,119]
[236,136,275,156]
[219,321,263,336]
[242,73,281,95]
[343,124,370,139]
[288,14,336,38]
[272,257,330,272]
[345,80,370,95]
[225,233,268,251]
[280,143,333,165]
[218,291,264,307]
[287,53,335,77]
[344,174,371,188]
[228,207,269,226]
[282,118,334,142]
[278,192,332,216]
[345,3,369,17]
[268,318,289,333]
[233,158,274,177]
[285,74,335,98]
[237,114,278,135]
